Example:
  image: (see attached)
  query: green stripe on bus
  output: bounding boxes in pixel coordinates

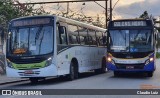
[11,61,46,70]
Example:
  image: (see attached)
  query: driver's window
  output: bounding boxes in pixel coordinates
[58,22,67,45]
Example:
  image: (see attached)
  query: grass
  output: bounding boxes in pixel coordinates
[156,52,160,58]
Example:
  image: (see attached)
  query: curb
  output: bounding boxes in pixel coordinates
[0,78,28,85]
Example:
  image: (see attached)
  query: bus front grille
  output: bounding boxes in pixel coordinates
[115,63,145,69]
[9,58,44,64]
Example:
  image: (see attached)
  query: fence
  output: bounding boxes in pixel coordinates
[0,45,5,75]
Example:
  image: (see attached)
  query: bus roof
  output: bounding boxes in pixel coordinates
[9,15,106,32]
[108,18,154,29]
[113,18,150,21]
[56,16,106,32]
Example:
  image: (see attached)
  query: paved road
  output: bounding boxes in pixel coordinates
[1,60,160,98]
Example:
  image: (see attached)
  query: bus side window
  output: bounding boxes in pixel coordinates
[96,31,103,46]
[87,36,93,45]
[69,35,73,44]
[68,24,79,45]
[88,29,97,46]
[78,27,88,45]
[95,31,99,46]
[84,36,88,45]
[80,36,85,45]
[76,36,80,44]
[100,32,103,46]
[58,26,67,44]
[56,26,60,44]
[102,33,107,46]
[69,35,78,44]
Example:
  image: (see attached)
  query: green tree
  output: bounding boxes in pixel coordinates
[139,11,149,19]
[0,0,49,31]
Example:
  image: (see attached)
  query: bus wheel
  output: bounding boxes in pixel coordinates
[101,58,107,73]
[29,78,38,84]
[95,58,106,74]
[114,71,119,77]
[67,60,78,81]
[147,71,153,77]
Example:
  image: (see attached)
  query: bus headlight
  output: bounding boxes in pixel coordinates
[145,57,154,65]
[45,57,52,67]
[107,57,112,62]
[107,57,115,65]
[149,57,154,62]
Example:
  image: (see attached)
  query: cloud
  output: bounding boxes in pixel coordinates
[114,0,160,19]
[19,0,106,16]
[19,0,160,19]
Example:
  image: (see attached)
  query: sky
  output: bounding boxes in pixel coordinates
[115,0,160,18]
[18,0,160,20]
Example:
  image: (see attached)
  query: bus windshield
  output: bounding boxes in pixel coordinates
[109,30,153,52]
[8,26,53,56]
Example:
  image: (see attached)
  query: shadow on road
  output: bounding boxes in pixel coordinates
[109,72,151,79]
[2,71,104,88]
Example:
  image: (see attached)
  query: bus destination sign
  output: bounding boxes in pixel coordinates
[12,18,51,27]
[113,21,147,27]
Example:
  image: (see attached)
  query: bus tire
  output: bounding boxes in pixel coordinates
[114,71,119,77]
[94,58,106,74]
[29,78,38,84]
[101,58,107,73]
[94,68,100,74]
[147,71,153,77]
[67,59,79,81]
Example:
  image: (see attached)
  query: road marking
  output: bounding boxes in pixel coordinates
[3,95,19,98]
[140,84,160,89]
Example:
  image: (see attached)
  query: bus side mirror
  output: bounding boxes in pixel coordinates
[58,26,66,34]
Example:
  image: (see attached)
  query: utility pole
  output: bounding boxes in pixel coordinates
[110,0,112,21]
[105,0,108,28]
[106,0,112,27]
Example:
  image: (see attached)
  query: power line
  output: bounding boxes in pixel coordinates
[94,1,105,9]
[14,0,108,27]
[113,0,120,10]
[13,0,106,5]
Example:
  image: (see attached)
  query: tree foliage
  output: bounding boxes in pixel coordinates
[0,0,49,30]
[57,10,104,28]
[139,11,149,19]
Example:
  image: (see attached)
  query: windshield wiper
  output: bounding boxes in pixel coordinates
[39,29,45,54]
[134,30,141,40]
[119,30,127,46]
[35,26,43,44]
[146,32,151,44]
[12,29,19,50]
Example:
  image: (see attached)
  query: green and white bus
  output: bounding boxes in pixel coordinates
[6,15,107,83]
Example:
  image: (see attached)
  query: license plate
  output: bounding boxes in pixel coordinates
[126,66,134,69]
[24,70,34,74]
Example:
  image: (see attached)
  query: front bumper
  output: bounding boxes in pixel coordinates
[6,64,58,77]
[107,62,155,72]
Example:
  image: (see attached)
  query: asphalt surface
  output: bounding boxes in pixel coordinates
[1,60,160,98]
